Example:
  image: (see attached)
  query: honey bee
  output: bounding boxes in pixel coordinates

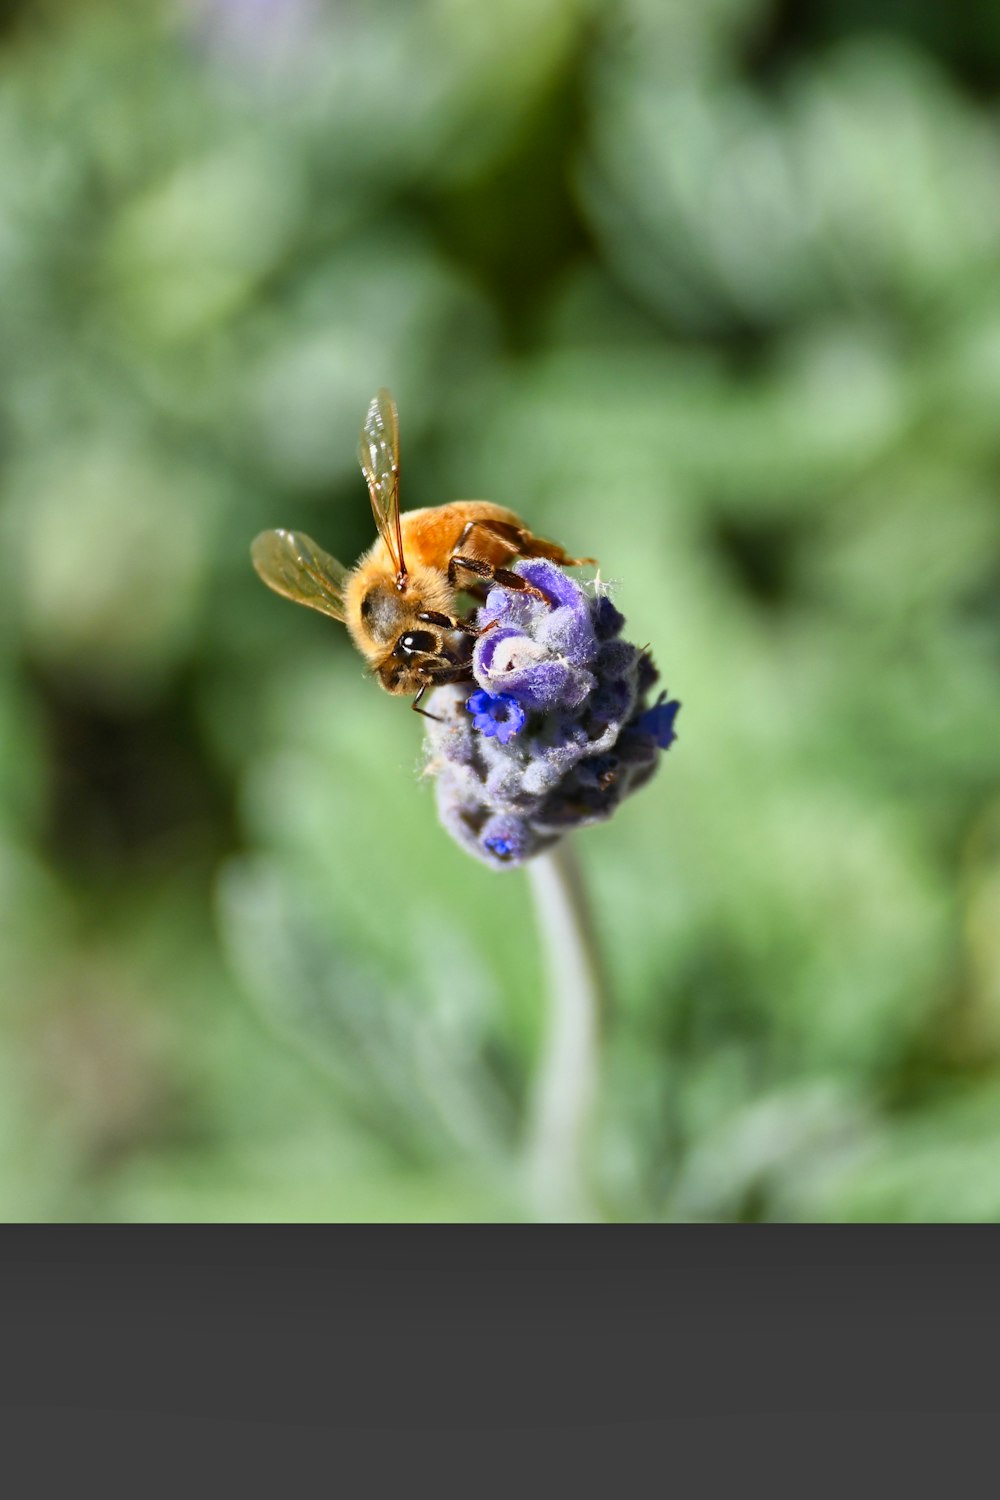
[252,389,592,715]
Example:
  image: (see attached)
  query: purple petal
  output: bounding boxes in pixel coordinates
[473,626,526,677]
[637,698,681,749]
[515,559,586,610]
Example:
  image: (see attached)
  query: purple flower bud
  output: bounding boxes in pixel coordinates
[474,626,596,711]
[424,561,680,870]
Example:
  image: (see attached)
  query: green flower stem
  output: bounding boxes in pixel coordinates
[524,839,606,1221]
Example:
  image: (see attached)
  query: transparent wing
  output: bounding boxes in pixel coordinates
[251,529,349,622]
[357,388,406,577]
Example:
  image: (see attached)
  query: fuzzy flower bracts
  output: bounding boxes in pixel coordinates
[423,559,680,869]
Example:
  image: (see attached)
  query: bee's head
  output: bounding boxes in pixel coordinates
[375,628,444,696]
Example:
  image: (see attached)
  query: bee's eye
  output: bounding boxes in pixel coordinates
[397,630,436,657]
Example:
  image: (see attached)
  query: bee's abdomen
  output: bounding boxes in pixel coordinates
[402,502,523,569]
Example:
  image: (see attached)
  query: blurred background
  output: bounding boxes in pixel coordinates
[1,0,999,1221]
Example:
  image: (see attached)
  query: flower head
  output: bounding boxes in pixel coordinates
[424,559,680,870]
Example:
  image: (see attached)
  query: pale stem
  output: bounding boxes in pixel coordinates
[524,838,606,1221]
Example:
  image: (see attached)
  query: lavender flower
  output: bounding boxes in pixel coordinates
[423,559,680,870]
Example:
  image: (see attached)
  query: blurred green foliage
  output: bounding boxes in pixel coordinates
[2,0,1000,1220]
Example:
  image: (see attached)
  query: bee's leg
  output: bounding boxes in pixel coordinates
[411,681,444,721]
[417,609,483,637]
[448,554,554,606]
[411,662,475,719]
[453,518,595,569]
[417,609,500,645]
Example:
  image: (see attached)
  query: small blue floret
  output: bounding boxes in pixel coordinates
[638,698,681,749]
[466,689,526,744]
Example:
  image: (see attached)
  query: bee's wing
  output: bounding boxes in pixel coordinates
[357,388,407,578]
[251,529,349,622]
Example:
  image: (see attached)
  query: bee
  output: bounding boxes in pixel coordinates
[251,389,592,716]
